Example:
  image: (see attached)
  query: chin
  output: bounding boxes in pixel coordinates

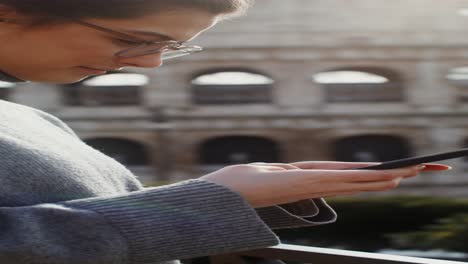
[22,70,95,84]
[28,76,87,85]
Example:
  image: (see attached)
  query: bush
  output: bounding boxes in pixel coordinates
[389,213,468,252]
[275,196,468,252]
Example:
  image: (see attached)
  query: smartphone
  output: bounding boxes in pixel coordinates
[353,148,468,170]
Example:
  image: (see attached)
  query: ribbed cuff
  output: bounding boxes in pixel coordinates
[61,179,280,264]
[256,199,337,229]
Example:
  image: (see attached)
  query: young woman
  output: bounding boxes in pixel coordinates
[0,1,449,263]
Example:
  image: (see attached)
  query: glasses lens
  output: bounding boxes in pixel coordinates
[116,43,203,60]
[161,47,203,60]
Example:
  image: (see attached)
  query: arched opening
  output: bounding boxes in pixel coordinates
[334,135,412,162]
[62,73,148,106]
[446,67,468,101]
[192,69,274,104]
[313,67,405,102]
[84,138,150,166]
[0,81,15,101]
[199,136,281,172]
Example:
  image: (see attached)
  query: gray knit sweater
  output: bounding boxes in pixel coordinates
[0,97,337,264]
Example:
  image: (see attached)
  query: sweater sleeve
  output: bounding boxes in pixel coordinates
[0,179,280,264]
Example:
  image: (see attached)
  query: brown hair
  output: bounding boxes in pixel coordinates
[0,0,254,27]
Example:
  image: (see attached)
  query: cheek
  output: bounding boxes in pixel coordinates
[16,29,119,69]
[46,39,117,68]
[16,37,106,67]
[66,38,115,59]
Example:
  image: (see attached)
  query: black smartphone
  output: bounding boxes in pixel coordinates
[352,148,468,170]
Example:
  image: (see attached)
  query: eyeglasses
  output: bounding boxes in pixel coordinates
[69,18,203,60]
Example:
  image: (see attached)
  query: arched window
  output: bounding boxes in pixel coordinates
[199,136,281,171]
[313,67,404,102]
[447,67,468,85]
[334,135,412,162]
[0,81,15,101]
[62,73,148,106]
[192,69,274,104]
[446,67,468,101]
[84,138,150,166]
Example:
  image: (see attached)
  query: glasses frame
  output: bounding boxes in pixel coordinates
[68,18,203,59]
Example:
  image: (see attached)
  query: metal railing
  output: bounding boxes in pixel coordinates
[207,244,468,264]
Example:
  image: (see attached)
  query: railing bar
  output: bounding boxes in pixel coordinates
[240,249,417,264]
[237,244,468,264]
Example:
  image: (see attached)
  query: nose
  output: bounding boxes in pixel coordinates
[116,52,164,69]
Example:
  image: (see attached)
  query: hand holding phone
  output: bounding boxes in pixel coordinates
[353,148,468,170]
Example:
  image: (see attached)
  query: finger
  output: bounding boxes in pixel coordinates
[290,161,453,171]
[249,162,299,170]
[311,191,359,198]
[250,165,293,171]
[318,178,403,195]
[302,177,403,199]
[421,163,452,171]
[290,161,381,170]
[364,166,424,181]
[279,165,423,183]
[345,177,403,192]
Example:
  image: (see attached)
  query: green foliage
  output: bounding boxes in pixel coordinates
[143,180,178,187]
[389,213,468,251]
[275,196,468,252]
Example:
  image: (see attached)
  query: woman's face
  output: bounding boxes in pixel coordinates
[0,8,218,84]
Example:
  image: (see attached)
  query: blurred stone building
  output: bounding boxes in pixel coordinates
[5,0,468,196]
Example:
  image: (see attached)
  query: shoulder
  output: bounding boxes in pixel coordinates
[32,109,78,138]
[0,100,79,138]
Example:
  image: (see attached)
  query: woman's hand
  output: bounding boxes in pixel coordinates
[199,161,451,208]
[289,161,451,171]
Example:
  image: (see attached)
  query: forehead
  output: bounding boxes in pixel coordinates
[89,9,218,42]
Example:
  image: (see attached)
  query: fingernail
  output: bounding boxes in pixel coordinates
[417,165,426,170]
[446,166,453,170]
